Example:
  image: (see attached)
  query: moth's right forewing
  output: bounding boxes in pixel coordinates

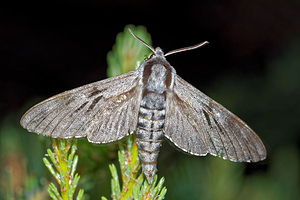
[164,91,209,156]
[20,71,140,141]
[165,75,266,162]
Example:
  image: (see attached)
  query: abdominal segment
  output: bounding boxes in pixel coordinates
[136,92,166,183]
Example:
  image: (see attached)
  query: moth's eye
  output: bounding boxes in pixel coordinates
[149,54,155,59]
[144,54,153,61]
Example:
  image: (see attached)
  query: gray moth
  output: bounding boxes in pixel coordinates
[20,29,267,184]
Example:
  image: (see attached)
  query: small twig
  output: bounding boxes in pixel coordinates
[43,138,84,200]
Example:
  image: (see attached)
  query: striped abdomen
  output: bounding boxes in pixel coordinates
[136,60,172,183]
[137,91,166,183]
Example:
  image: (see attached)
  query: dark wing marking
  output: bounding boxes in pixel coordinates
[164,75,267,162]
[20,71,141,143]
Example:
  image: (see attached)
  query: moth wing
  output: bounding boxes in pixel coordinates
[164,75,267,162]
[20,71,142,143]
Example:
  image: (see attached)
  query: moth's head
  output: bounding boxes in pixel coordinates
[147,47,165,61]
[154,47,164,57]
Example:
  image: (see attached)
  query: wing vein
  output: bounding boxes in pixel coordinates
[225,121,248,161]
[49,104,81,137]
[28,102,62,131]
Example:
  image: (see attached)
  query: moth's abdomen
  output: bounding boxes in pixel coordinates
[137,92,166,183]
[136,60,172,183]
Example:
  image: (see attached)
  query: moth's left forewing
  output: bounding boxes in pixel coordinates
[20,70,142,143]
[164,75,267,162]
[86,82,142,143]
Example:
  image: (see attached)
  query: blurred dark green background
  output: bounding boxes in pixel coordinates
[1,0,299,199]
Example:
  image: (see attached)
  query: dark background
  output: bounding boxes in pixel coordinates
[1,0,299,199]
[2,0,298,118]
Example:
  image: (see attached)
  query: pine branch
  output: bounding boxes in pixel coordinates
[43,138,84,200]
[107,24,153,77]
[103,135,167,200]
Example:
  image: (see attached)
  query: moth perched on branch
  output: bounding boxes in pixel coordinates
[20,29,267,184]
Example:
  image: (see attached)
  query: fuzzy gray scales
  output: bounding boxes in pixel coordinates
[136,49,172,182]
[20,47,266,184]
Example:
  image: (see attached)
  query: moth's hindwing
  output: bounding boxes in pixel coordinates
[164,75,267,162]
[20,71,142,143]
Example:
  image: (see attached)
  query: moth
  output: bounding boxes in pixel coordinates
[20,29,267,183]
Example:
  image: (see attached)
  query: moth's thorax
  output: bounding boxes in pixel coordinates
[141,54,174,92]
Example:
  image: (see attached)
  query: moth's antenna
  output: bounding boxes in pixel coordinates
[128,28,155,54]
[165,41,209,57]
